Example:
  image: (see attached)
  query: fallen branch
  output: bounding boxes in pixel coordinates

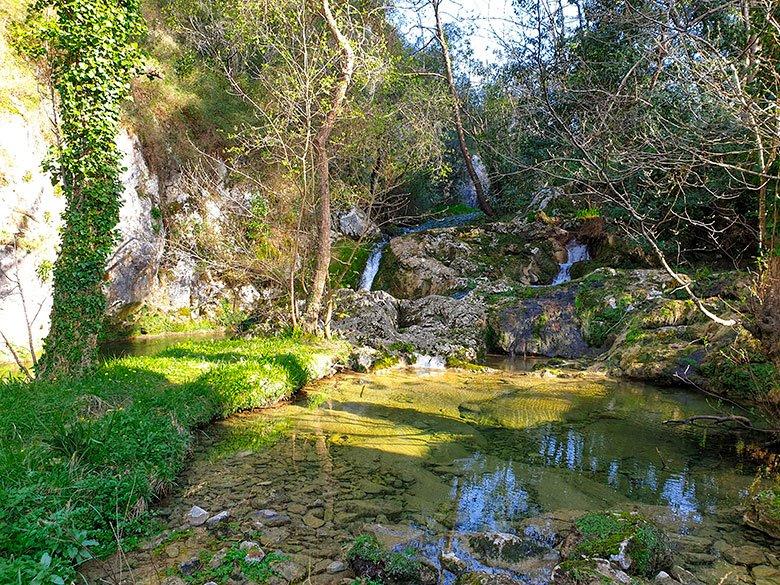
[664,414,780,435]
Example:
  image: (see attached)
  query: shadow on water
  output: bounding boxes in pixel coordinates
[87,367,767,585]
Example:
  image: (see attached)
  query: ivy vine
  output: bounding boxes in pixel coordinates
[16,0,144,379]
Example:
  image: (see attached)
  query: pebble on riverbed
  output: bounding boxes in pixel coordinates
[186,505,209,526]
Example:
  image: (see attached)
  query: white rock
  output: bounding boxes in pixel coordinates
[186,505,209,526]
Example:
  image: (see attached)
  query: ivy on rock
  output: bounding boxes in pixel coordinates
[17,0,144,379]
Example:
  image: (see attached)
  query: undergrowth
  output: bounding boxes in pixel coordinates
[0,335,349,584]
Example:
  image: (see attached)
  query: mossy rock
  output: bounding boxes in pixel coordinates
[566,512,672,578]
[745,485,780,539]
[346,534,436,585]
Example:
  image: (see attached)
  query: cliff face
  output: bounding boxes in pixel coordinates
[0,84,257,362]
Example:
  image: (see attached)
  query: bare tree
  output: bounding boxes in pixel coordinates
[304,0,356,332]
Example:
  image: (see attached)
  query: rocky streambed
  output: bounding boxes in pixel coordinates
[86,367,778,585]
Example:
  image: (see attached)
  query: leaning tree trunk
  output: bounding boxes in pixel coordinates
[432,0,495,217]
[303,0,355,332]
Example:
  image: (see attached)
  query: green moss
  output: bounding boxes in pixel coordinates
[331,238,374,290]
[0,336,349,583]
[346,535,423,585]
[573,512,671,578]
[446,357,487,371]
[373,355,401,371]
[701,350,779,400]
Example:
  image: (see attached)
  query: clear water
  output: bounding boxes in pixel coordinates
[134,368,760,584]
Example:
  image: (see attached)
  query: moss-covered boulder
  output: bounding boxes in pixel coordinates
[374,218,565,299]
[346,534,437,585]
[745,483,780,540]
[555,512,672,582]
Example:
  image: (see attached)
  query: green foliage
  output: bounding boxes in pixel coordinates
[573,512,671,578]
[346,535,423,585]
[701,351,778,400]
[575,207,601,219]
[0,336,348,583]
[347,535,385,564]
[183,545,286,584]
[15,0,145,379]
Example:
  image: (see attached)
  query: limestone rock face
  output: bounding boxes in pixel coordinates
[337,207,379,239]
[105,131,166,317]
[374,218,565,300]
[331,289,487,361]
[489,286,591,358]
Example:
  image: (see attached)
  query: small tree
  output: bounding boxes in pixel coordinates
[17,0,144,379]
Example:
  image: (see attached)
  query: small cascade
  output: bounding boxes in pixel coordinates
[359,239,388,291]
[358,211,483,291]
[457,154,490,207]
[552,240,590,285]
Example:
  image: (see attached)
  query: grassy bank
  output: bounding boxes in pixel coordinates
[0,336,350,584]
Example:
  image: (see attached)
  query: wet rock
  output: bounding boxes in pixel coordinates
[288,503,307,515]
[440,550,468,575]
[752,564,780,585]
[206,510,230,528]
[276,560,307,583]
[455,571,524,585]
[179,556,202,575]
[186,505,209,526]
[304,512,326,529]
[488,286,592,359]
[363,523,425,550]
[326,561,347,574]
[722,545,767,566]
[468,532,548,565]
[255,509,292,527]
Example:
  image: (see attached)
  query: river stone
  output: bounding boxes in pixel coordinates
[440,550,468,575]
[304,512,326,528]
[277,560,307,582]
[259,526,290,546]
[186,505,209,526]
[256,509,292,527]
[288,503,307,515]
[246,547,267,564]
[722,545,767,566]
[326,561,347,574]
[206,510,230,528]
[455,572,524,585]
[698,561,751,584]
[179,556,202,575]
[210,547,229,568]
[752,564,780,585]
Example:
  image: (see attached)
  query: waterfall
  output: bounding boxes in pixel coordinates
[457,154,490,208]
[358,211,483,291]
[552,240,590,285]
[359,239,388,291]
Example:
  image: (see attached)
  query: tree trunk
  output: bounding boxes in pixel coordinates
[303,0,355,332]
[432,0,495,217]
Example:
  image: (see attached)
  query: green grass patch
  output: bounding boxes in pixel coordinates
[0,335,349,584]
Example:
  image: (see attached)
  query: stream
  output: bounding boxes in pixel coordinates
[93,366,779,585]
